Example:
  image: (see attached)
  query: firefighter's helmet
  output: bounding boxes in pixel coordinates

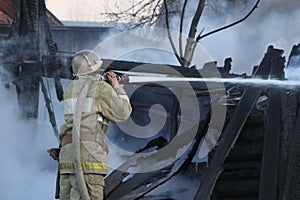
[71,50,103,76]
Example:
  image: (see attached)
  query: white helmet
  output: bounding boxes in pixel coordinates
[71,50,103,76]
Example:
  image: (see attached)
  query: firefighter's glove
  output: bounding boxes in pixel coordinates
[47,148,61,161]
[104,71,119,89]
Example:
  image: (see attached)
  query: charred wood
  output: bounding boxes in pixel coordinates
[282,94,300,200]
[223,160,262,172]
[194,47,285,199]
[216,179,260,197]
[258,58,284,199]
[226,141,263,162]
[218,169,260,181]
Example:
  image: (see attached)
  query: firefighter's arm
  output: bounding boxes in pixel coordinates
[97,75,132,123]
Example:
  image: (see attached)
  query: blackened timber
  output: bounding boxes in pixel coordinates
[218,169,260,181]
[211,108,265,198]
[282,94,300,199]
[258,55,284,200]
[15,75,40,118]
[252,46,284,78]
[217,179,260,197]
[6,0,63,118]
[258,87,281,200]
[278,90,298,199]
[236,125,264,143]
[226,141,263,161]
[194,47,283,199]
[223,160,262,172]
[194,86,263,199]
[11,0,40,118]
[14,62,41,118]
[270,54,285,80]
[39,0,63,101]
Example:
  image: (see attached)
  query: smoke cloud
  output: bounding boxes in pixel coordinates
[0,79,62,200]
[188,0,300,74]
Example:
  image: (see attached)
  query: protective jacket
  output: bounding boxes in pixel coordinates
[59,76,132,175]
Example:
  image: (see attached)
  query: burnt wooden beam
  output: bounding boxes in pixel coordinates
[217,179,260,197]
[223,160,262,171]
[252,45,284,79]
[226,141,263,161]
[1,0,65,118]
[194,47,283,199]
[258,87,281,200]
[218,169,261,181]
[258,49,285,200]
[277,89,297,199]
[282,94,300,199]
[194,86,263,199]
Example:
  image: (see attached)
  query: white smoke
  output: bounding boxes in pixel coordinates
[178,0,300,74]
[285,45,300,80]
[0,79,63,200]
[285,67,300,81]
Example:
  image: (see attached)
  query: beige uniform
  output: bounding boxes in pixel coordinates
[59,76,132,200]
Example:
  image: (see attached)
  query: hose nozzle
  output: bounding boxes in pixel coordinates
[117,74,129,84]
[95,73,129,84]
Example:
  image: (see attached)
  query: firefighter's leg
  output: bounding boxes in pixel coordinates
[60,174,71,200]
[69,173,104,200]
[85,174,105,200]
[70,174,81,200]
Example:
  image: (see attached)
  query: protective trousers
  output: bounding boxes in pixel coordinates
[60,173,104,200]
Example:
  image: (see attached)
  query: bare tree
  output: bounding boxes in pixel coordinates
[98,0,164,29]
[163,0,261,67]
[100,0,260,68]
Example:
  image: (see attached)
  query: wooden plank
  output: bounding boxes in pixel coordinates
[258,87,281,200]
[194,86,263,199]
[282,94,300,199]
[258,50,284,199]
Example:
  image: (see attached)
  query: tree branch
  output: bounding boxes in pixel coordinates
[190,27,205,66]
[179,0,188,59]
[196,0,261,41]
[163,0,182,65]
[183,0,206,67]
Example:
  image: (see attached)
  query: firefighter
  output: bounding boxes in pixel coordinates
[59,50,132,200]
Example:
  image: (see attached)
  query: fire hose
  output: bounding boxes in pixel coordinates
[72,77,93,200]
